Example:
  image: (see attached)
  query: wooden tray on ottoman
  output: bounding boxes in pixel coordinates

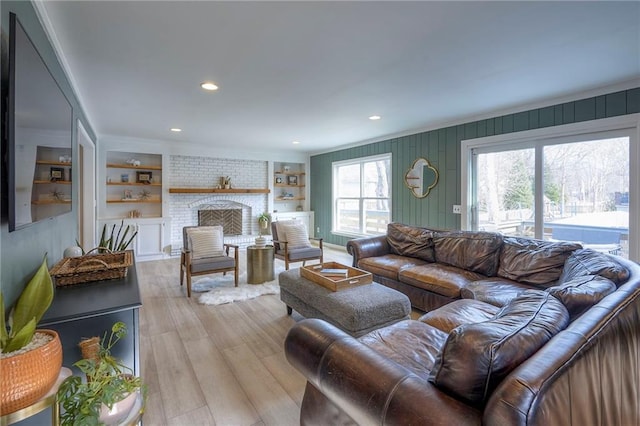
[301,262,372,292]
[50,250,133,287]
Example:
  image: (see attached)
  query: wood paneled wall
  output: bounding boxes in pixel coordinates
[311,88,640,247]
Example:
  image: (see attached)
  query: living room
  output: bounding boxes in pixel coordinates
[2,1,640,425]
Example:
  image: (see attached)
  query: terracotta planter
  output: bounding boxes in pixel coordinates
[0,330,63,415]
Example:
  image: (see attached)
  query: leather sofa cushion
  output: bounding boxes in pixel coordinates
[358,255,428,281]
[399,263,486,299]
[419,299,500,333]
[559,248,630,286]
[461,278,535,307]
[433,231,503,277]
[429,291,570,406]
[359,320,448,381]
[497,237,582,287]
[386,223,435,262]
[547,274,616,320]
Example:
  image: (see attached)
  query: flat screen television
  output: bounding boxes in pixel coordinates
[5,12,73,232]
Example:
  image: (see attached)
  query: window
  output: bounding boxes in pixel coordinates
[462,115,639,261]
[332,154,391,236]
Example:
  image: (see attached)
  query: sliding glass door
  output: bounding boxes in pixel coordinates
[467,123,634,260]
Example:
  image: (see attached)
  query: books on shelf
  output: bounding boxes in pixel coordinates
[320,268,349,278]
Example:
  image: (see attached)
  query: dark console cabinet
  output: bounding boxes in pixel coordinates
[40,260,142,376]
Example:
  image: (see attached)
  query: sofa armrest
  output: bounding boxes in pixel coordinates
[346,235,390,267]
[285,319,481,426]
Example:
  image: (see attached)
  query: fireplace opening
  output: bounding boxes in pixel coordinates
[197,201,249,235]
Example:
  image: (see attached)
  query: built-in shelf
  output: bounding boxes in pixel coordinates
[169,188,270,194]
[107,182,162,187]
[35,160,72,166]
[275,171,306,176]
[33,180,72,185]
[275,184,306,188]
[275,196,305,201]
[107,163,162,171]
[32,200,71,205]
[107,200,162,204]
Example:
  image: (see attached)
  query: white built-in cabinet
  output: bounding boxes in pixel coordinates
[97,218,170,260]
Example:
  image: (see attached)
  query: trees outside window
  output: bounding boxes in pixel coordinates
[471,131,631,259]
[332,154,391,236]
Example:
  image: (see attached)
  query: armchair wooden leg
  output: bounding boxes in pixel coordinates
[186,272,192,298]
[180,253,185,286]
[285,258,290,270]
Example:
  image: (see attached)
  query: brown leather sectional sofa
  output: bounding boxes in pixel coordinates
[285,223,640,425]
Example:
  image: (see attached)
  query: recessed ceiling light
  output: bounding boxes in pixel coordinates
[292,140,300,145]
[170,128,182,132]
[369,115,381,120]
[200,82,218,91]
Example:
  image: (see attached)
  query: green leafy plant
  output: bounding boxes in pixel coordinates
[98,221,138,252]
[57,322,146,426]
[1,256,54,353]
[258,212,271,224]
[258,212,271,235]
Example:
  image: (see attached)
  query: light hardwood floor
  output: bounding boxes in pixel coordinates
[137,245,353,426]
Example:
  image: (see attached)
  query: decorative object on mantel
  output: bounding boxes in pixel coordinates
[220,176,231,189]
[125,158,141,167]
[1,255,62,416]
[57,322,146,426]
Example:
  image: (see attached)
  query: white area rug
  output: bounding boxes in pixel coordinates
[196,268,284,306]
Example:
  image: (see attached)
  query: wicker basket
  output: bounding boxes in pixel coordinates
[50,249,133,287]
[0,330,63,415]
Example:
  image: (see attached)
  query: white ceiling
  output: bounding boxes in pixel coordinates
[39,1,640,154]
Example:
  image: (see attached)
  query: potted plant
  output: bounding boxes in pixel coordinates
[258,212,271,235]
[1,255,62,415]
[57,321,146,426]
[97,221,138,253]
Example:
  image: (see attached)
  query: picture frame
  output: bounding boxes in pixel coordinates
[287,175,298,185]
[136,171,152,183]
[275,177,283,184]
[50,167,64,181]
[123,190,133,200]
[121,174,129,183]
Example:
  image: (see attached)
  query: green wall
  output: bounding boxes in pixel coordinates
[1,1,96,307]
[311,88,640,247]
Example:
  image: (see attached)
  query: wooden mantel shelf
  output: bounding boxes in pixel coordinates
[169,188,270,194]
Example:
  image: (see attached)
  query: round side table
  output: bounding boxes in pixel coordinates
[247,245,275,284]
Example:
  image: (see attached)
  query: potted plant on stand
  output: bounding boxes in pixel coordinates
[1,256,62,415]
[57,321,146,426]
[255,212,271,248]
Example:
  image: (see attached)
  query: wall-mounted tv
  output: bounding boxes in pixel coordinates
[6,12,73,232]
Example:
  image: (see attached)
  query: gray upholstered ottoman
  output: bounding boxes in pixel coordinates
[279,268,411,337]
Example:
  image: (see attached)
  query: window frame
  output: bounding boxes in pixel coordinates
[331,153,392,238]
[461,114,640,262]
